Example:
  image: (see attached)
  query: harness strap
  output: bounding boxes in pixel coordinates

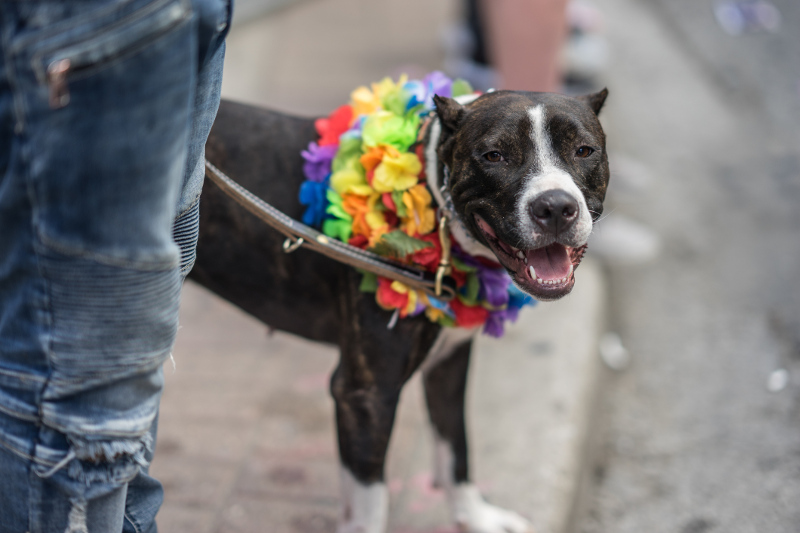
[204,159,457,301]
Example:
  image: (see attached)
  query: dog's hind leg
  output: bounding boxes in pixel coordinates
[423,336,534,533]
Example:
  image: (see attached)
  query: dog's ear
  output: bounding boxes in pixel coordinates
[433,95,466,131]
[578,88,609,115]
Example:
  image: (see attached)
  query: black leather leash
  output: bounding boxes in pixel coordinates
[204,159,457,301]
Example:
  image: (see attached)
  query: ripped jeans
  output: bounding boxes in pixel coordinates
[0,0,230,531]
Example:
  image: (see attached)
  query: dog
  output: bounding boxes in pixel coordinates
[189,87,609,533]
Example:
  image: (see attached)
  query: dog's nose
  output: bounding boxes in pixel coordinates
[529,190,579,235]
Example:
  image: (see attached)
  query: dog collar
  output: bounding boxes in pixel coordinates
[298,72,535,336]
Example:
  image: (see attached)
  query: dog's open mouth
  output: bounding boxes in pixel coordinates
[475,215,587,300]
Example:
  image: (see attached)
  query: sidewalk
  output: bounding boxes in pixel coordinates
[148,1,608,531]
[151,260,604,533]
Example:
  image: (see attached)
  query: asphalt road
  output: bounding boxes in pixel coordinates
[577,0,800,532]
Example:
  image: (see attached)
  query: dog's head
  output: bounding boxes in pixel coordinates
[434,90,609,301]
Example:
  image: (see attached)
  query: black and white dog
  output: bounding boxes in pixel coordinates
[190,88,609,533]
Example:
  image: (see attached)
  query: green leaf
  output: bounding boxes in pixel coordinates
[451,256,478,273]
[452,79,474,98]
[323,219,352,242]
[382,86,411,117]
[358,271,379,293]
[332,136,364,173]
[436,314,456,328]
[392,191,407,217]
[362,112,420,152]
[326,204,351,220]
[458,272,481,306]
[369,230,432,259]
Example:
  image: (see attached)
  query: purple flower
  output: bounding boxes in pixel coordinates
[477,267,511,308]
[404,71,455,111]
[483,310,507,337]
[301,142,338,183]
[424,71,453,102]
[409,301,427,317]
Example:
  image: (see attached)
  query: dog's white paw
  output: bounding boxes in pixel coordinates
[450,484,534,533]
[337,469,388,533]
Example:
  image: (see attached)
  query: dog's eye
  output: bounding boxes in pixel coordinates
[484,151,503,162]
[575,146,595,158]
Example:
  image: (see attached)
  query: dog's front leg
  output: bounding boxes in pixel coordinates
[330,289,439,533]
[330,363,397,533]
[423,339,534,533]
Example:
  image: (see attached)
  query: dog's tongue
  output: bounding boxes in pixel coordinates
[527,244,572,280]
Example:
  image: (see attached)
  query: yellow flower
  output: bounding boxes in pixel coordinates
[341,193,388,245]
[372,149,421,193]
[365,194,386,229]
[373,75,407,101]
[331,168,373,196]
[351,85,381,118]
[401,184,435,236]
[425,306,447,322]
[350,75,409,119]
[390,280,419,317]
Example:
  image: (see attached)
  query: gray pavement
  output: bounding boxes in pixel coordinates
[576,0,800,532]
[148,1,608,532]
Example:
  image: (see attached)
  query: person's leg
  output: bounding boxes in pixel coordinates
[123,3,230,530]
[480,0,569,92]
[0,1,227,531]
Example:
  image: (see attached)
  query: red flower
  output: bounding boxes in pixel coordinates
[384,210,399,228]
[316,105,353,146]
[348,234,369,249]
[376,278,408,310]
[450,298,489,328]
[449,267,467,288]
[410,233,441,272]
[382,192,396,212]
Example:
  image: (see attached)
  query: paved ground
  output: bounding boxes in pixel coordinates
[576,0,800,532]
[148,1,608,532]
[151,0,800,530]
[151,263,603,533]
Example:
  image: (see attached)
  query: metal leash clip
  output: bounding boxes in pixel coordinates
[435,215,452,297]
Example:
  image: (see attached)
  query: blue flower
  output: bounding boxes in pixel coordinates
[403,71,454,111]
[299,178,330,228]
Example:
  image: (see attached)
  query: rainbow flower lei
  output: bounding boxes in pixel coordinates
[299,72,534,337]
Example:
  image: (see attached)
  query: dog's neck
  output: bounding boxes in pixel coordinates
[424,116,496,261]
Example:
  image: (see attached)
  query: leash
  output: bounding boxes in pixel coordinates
[204,159,457,301]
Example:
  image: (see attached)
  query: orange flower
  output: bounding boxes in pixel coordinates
[360,146,386,173]
[342,193,387,245]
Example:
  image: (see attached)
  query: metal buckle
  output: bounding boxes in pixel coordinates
[435,215,452,297]
[282,236,304,253]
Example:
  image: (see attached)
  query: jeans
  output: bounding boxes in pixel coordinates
[0,0,231,531]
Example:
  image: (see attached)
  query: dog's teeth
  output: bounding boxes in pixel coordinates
[528,266,536,279]
[516,250,525,260]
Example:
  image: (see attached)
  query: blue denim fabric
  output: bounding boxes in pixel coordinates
[0,0,231,531]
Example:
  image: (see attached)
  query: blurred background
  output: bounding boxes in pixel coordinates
[148,0,800,532]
